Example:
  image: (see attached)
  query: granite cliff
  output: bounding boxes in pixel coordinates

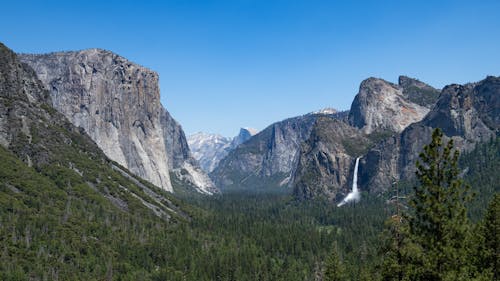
[19,49,217,194]
[0,42,185,219]
[292,117,370,200]
[212,76,440,197]
[348,76,439,134]
[210,112,347,191]
[292,76,442,199]
[360,76,500,192]
[294,76,499,200]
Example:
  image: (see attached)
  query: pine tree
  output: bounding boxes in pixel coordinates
[472,193,499,280]
[407,128,473,280]
[324,242,345,281]
[380,179,411,281]
[379,215,409,281]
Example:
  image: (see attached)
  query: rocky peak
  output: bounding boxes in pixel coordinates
[0,43,50,105]
[311,108,338,115]
[360,76,499,193]
[188,132,232,173]
[20,49,171,190]
[231,127,258,148]
[1,42,187,220]
[398,75,428,89]
[422,77,499,141]
[348,76,436,134]
[188,127,258,174]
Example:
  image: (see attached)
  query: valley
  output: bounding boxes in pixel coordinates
[1,37,498,281]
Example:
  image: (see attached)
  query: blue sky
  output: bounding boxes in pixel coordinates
[2,0,499,136]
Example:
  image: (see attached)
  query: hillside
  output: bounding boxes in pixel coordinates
[0,42,195,279]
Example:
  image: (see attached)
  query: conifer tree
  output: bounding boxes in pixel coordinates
[324,242,345,281]
[379,215,409,281]
[472,193,499,280]
[407,128,473,280]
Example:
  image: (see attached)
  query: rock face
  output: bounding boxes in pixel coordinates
[360,76,500,192]
[0,42,185,219]
[212,75,496,200]
[211,76,440,197]
[19,49,217,194]
[294,76,498,200]
[231,127,258,148]
[292,117,370,200]
[0,43,52,154]
[348,76,439,134]
[210,115,319,191]
[188,127,257,173]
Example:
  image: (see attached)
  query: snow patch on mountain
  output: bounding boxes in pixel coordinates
[311,108,338,115]
[188,128,258,173]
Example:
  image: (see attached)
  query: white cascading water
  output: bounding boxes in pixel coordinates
[337,157,361,207]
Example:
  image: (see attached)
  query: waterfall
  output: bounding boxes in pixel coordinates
[337,157,361,207]
[352,157,360,194]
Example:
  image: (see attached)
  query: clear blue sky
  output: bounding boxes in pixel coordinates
[1,0,499,136]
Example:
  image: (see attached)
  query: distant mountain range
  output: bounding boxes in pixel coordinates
[188,128,258,173]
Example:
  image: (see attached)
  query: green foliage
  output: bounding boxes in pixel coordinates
[409,128,474,280]
[0,145,193,280]
[324,242,346,281]
[380,128,488,281]
[379,216,410,281]
[2,127,498,280]
[460,136,500,220]
[183,192,387,281]
[470,194,499,280]
[0,137,388,281]
[367,130,395,145]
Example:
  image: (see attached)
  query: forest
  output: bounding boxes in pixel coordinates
[0,132,498,280]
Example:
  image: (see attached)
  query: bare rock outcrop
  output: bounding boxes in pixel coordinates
[348,76,439,134]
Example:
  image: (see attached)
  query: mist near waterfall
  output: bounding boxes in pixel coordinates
[337,157,361,207]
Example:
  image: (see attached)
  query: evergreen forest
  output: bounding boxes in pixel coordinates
[1,133,498,280]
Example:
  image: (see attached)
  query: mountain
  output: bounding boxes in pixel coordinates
[188,128,258,173]
[19,49,218,195]
[231,127,259,147]
[360,76,500,192]
[211,76,439,195]
[188,132,232,173]
[310,108,339,115]
[293,76,441,199]
[0,41,188,219]
[293,75,498,200]
[292,117,370,200]
[348,76,439,134]
[211,115,321,191]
